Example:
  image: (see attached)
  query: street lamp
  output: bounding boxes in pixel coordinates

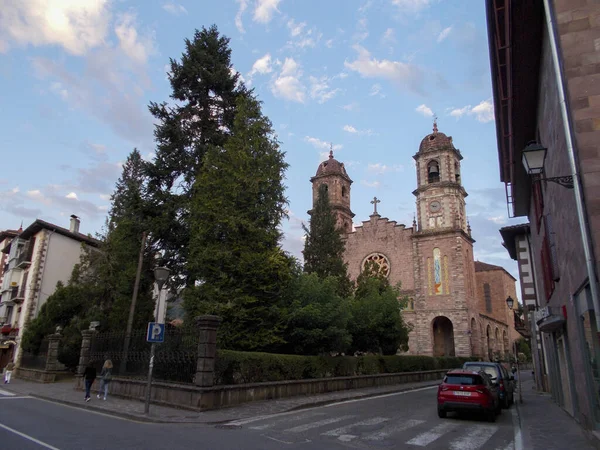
[506,296,523,404]
[144,266,170,415]
[522,141,574,189]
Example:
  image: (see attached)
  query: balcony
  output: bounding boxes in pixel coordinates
[10,287,25,304]
[16,243,32,268]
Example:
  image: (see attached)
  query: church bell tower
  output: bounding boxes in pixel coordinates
[309,148,355,233]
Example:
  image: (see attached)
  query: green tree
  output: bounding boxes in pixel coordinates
[347,262,411,355]
[184,94,291,351]
[302,183,352,296]
[281,273,351,355]
[145,25,247,285]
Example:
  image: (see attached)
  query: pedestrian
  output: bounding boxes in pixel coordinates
[4,361,15,384]
[97,359,113,401]
[83,364,96,402]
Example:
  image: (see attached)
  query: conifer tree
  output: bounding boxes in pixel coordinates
[302,184,352,296]
[145,25,247,285]
[184,94,291,351]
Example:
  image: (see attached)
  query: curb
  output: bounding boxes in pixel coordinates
[24,381,442,425]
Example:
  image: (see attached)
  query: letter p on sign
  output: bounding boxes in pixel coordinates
[146,322,165,343]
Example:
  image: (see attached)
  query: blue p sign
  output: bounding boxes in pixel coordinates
[146,322,165,343]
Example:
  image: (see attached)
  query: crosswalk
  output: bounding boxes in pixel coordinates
[0,388,29,399]
[228,410,516,449]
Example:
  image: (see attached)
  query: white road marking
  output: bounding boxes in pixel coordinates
[364,419,425,441]
[406,422,455,446]
[511,407,524,450]
[322,416,389,441]
[285,415,355,433]
[496,441,515,450]
[248,412,325,430]
[0,396,31,400]
[227,385,438,426]
[263,435,310,445]
[449,424,498,450]
[0,421,61,450]
[0,388,16,396]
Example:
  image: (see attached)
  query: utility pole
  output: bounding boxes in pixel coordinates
[120,231,147,375]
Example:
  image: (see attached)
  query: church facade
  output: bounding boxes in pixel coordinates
[309,124,518,359]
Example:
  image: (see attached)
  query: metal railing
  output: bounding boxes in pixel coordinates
[20,338,49,370]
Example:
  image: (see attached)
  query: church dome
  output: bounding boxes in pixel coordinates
[418,122,456,154]
[315,150,349,178]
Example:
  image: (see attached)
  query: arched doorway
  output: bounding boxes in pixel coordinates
[432,316,455,356]
[486,325,492,360]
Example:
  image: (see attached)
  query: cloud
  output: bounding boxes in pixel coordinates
[341,102,360,111]
[0,0,110,55]
[343,125,374,136]
[271,57,305,103]
[370,83,385,98]
[353,17,369,43]
[114,12,155,65]
[449,99,494,123]
[287,19,306,37]
[235,0,248,33]
[162,2,187,15]
[285,19,322,49]
[367,163,403,174]
[381,28,396,46]
[250,53,273,76]
[437,26,452,43]
[416,104,433,117]
[304,136,342,151]
[253,0,282,24]
[344,45,425,94]
[66,192,78,200]
[361,180,381,188]
[391,0,433,14]
[309,76,340,103]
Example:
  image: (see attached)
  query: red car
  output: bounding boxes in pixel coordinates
[437,369,501,422]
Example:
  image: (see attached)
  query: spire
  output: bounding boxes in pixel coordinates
[18,220,23,233]
[433,114,438,133]
[467,219,472,236]
[413,214,417,229]
[329,142,334,159]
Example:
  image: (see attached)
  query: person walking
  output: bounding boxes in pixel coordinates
[4,362,15,384]
[97,359,113,400]
[83,364,96,402]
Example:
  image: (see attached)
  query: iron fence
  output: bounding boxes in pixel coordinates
[88,326,199,384]
[20,338,49,370]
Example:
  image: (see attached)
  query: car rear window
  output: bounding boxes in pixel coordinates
[445,375,484,385]
[464,365,500,379]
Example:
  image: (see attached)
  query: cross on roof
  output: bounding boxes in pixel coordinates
[371,196,380,215]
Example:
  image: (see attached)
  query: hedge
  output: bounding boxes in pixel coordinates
[214,350,478,385]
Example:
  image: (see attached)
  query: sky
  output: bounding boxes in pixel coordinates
[0,0,525,298]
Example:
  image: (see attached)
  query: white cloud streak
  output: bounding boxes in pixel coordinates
[449,99,495,123]
[416,104,433,117]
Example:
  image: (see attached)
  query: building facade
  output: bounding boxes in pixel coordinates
[487,0,600,435]
[0,215,100,368]
[309,127,519,359]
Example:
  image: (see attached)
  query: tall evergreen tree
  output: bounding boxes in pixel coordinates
[145,25,247,285]
[302,184,352,295]
[184,94,291,351]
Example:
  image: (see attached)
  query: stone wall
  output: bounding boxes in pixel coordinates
[76,369,448,411]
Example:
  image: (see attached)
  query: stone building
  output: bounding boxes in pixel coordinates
[309,125,518,359]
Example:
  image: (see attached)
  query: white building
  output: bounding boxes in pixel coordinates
[0,215,100,368]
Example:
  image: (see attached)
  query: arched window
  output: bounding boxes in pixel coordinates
[484,283,492,313]
[342,185,347,197]
[322,183,328,192]
[455,162,461,184]
[428,160,440,183]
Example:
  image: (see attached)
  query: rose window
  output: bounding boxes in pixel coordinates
[362,253,391,278]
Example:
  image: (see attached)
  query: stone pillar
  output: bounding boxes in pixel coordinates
[45,333,64,372]
[194,315,222,387]
[77,330,95,376]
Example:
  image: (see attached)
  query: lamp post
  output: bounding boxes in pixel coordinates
[522,141,574,189]
[506,296,523,404]
[144,266,170,415]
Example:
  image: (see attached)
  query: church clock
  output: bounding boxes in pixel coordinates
[429,200,442,213]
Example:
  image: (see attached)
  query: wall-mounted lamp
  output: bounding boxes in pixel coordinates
[522,141,574,189]
[506,296,514,310]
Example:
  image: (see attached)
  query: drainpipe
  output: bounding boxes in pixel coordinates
[542,0,600,338]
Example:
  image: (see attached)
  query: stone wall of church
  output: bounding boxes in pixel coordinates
[344,215,416,292]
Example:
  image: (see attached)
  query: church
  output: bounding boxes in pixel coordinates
[309,123,519,359]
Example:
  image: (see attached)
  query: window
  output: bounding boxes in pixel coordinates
[342,186,347,197]
[484,283,492,313]
[428,160,440,183]
[445,374,484,385]
[455,162,461,184]
[541,235,555,301]
[532,178,544,232]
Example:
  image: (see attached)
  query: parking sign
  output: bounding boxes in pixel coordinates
[146,322,165,343]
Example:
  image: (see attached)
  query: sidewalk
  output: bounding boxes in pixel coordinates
[3,376,441,424]
[516,378,598,450]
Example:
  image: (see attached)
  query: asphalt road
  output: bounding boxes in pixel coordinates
[0,382,517,449]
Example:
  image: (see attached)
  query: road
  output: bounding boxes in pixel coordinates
[0,383,517,449]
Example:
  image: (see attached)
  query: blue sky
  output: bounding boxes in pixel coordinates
[0,0,524,295]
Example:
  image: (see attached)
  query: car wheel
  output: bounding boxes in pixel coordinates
[438,408,447,419]
[487,410,496,423]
